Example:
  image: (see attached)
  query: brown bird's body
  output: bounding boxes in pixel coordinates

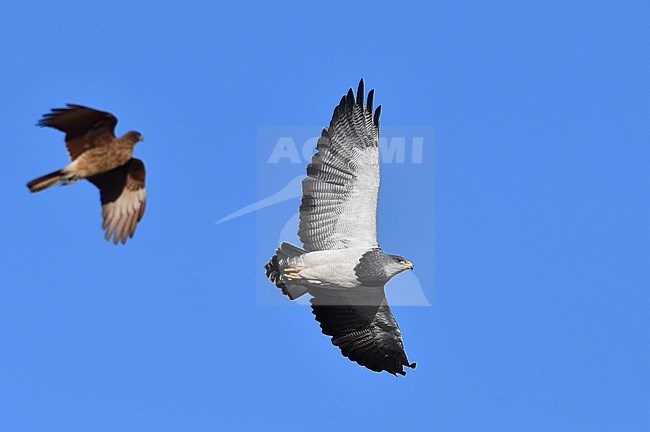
[27,104,147,244]
[68,137,136,178]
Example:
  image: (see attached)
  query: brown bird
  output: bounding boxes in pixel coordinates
[27,104,147,244]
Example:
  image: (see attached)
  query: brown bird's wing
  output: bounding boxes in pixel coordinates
[38,104,118,160]
[87,158,146,245]
[310,286,416,376]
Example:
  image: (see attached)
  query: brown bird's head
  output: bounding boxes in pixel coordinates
[123,131,144,145]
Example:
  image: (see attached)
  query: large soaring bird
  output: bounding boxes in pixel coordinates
[27,105,146,244]
[265,80,416,376]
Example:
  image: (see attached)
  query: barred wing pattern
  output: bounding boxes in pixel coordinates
[310,286,416,376]
[299,79,382,251]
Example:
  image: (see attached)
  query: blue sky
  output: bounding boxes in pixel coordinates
[1,1,649,431]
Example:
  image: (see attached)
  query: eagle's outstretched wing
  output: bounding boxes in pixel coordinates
[87,158,146,244]
[310,286,416,376]
[299,79,381,251]
[37,104,118,161]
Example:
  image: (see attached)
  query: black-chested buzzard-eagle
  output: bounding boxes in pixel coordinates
[266,79,416,376]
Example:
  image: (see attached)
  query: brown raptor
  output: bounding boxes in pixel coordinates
[27,104,147,244]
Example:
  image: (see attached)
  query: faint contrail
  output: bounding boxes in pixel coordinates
[216,175,303,224]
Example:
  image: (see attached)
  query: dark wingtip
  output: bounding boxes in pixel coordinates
[395,362,415,376]
[36,110,55,127]
[356,79,364,105]
[373,104,382,127]
[367,89,374,114]
[346,88,355,109]
[36,104,77,127]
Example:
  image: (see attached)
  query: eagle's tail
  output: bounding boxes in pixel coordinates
[27,169,74,192]
[265,242,308,300]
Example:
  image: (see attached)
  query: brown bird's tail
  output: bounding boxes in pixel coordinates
[27,169,71,192]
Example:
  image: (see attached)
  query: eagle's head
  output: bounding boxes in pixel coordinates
[387,254,414,276]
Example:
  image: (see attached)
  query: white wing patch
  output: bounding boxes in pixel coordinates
[102,187,146,245]
[298,83,381,251]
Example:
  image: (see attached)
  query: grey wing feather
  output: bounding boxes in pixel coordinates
[298,79,381,251]
[310,286,415,375]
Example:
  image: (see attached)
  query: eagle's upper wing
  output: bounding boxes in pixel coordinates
[38,104,118,161]
[299,79,382,251]
[310,286,415,376]
[87,158,146,245]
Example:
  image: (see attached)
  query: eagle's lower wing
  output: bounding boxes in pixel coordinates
[38,104,118,161]
[310,286,415,375]
[87,158,146,244]
[299,79,381,251]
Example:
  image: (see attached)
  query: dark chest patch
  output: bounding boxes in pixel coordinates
[354,249,391,286]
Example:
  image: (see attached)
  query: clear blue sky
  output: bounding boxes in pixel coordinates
[1,1,648,431]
